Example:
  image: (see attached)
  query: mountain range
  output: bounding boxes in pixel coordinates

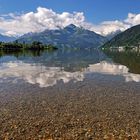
[1,24,140,49]
[106,30,121,40]
[0,34,16,42]
[102,24,140,48]
[17,24,107,48]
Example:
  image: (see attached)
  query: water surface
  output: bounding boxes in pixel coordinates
[0,49,140,87]
[0,49,140,139]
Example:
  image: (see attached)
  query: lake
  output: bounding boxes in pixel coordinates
[0,49,140,139]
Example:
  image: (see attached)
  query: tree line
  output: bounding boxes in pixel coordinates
[0,41,58,51]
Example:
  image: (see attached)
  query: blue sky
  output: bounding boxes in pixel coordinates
[0,0,139,36]
[0,0,140,23]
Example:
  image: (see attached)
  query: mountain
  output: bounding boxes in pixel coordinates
[102,24,140,49]
[17,24,107,48]
[106,30,121,40]
[0,34,16,42]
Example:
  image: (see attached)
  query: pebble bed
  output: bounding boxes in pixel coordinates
[0,79,140,139]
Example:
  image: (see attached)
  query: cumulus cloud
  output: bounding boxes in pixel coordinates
[0,7,85,36]
[0,7,140,36]
[125,13,140,25]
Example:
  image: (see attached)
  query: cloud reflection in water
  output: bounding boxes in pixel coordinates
[0,61,84,87]
[0,61,140,87]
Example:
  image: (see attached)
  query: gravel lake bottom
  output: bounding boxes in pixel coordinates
[0,78,140,139]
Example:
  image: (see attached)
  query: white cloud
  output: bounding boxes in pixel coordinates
[3,31,17,37]
[0,7,140,36]
[125,13,140,25]
[0,7,85,36]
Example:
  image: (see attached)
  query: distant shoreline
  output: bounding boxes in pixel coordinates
[0,41,58,51]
